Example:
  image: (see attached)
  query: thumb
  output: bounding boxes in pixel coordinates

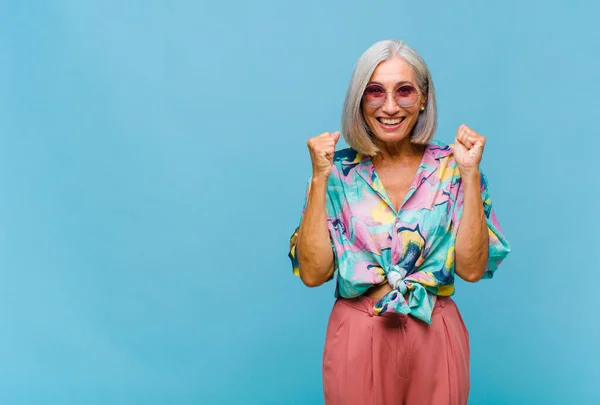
[331,131,341,143]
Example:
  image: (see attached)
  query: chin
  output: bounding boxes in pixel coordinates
[372,130,411,144]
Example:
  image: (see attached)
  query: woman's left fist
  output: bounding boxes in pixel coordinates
[454,124,486,174]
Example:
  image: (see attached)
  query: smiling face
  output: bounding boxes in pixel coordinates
[361,57,426,146]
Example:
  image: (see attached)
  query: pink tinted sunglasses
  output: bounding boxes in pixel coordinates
[362,83,421,108]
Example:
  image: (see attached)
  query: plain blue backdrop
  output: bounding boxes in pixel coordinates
[2,1,599,404]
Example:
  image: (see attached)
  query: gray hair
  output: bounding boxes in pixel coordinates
[341,39,437,156]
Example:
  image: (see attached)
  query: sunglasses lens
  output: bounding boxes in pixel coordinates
[395,85,418,107]
[363,85,386,106]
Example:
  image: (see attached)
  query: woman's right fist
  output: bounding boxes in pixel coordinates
[307,131,341,179]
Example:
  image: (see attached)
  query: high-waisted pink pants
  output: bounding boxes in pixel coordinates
[322,295,470,405]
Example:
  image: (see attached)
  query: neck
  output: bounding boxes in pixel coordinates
[372,137,425,164]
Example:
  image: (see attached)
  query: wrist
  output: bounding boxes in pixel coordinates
[459,167,481,185]
[308,175,328,202]
[311,173,330,186]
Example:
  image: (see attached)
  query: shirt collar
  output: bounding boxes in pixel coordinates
[347,141,452,214]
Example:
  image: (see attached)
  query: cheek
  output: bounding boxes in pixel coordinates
[361,105,375,120]
[361,107,379,127]
[402,112,421,132]
[406,110,421,123]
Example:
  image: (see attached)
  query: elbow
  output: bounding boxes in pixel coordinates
[456,245,488,283]
[298,262,334,288]
[300,275,324,288]
[455,260,486,283]
[462,271,484,283]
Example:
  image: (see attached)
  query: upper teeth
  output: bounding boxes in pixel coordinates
[381,118,401,125]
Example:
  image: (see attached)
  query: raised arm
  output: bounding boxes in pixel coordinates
[453,124,489,282]
[295,131,340,287]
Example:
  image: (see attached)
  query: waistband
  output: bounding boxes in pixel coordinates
[338,294,451,317]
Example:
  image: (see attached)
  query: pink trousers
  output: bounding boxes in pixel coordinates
[322,295,470,405]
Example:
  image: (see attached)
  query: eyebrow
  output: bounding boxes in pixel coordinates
[368,80,415,87]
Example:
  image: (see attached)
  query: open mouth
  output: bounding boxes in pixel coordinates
[376,117,406,128]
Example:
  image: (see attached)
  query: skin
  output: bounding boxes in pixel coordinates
[295,131,340,287]
[297,56,489,293]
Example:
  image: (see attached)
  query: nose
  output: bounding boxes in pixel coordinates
[381,92,400,115]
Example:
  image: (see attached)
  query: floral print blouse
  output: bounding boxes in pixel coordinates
[288,140,510,324]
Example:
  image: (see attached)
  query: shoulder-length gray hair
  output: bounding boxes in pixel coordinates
[341,39,437,156]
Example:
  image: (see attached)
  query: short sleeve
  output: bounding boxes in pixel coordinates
[287,178,338,279]
[451,172,511,279]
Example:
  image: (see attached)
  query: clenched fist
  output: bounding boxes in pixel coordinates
[454,124,486,175]
[307,131,340,179]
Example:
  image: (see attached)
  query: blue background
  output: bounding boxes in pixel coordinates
[2,1,599,404]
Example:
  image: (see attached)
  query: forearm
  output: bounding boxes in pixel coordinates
[455,170,489,282]
[296,176,335,287]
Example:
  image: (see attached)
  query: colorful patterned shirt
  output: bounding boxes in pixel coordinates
[288,140,510,324]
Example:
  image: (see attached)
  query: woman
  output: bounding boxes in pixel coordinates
[288,39,510,405]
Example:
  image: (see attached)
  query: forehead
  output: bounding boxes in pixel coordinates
[369,57,416,85]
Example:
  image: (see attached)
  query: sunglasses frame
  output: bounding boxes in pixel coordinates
[362,83,423,108]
